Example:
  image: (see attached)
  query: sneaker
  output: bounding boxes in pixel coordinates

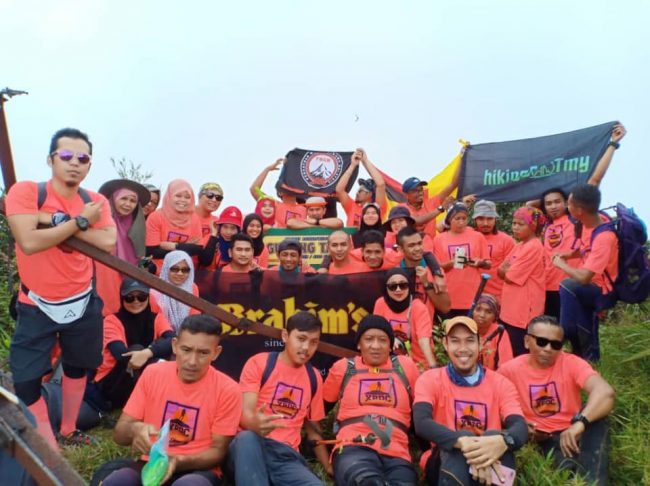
[57,429,97,447]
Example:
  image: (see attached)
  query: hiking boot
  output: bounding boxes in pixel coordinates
[57,429,97,447]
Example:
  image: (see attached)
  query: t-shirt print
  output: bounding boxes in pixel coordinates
[358,377,397,407]
[447,243,471,260]
[164,401,199,446]
[270,382,304,418]
[529,382,561,417]
[388,318,411,355]
[455,400,487,435]
[545,224,565,249]
[166,231,190,243]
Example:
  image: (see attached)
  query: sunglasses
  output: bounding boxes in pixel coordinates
[527,334,563,350]
[203,193,224,201]
[386,282,409,292]
[123,293,148,303]
[51,149,91,164]
[169,266,191,274]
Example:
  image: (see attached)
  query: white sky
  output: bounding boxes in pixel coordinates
[2,0,648,223]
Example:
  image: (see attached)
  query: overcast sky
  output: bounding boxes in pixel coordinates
[2,0,648,223]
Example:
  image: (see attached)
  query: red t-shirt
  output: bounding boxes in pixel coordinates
[123,361,241,459]
[323,355,418,461]
[239,353,325,451]
[481,231,515,298]
[400,193,442,239]
[433,229,489,309]
[6,181,115,303]
[145,210,203,271]
[95,312,173,381]
[414,367,523,436]
[478,322,514,371]
[498,353,597,433]
[579,228,618,294]
[274,202,306,228]
[500,238,546,329]
[543,215,581,291]
[373,297,433,366]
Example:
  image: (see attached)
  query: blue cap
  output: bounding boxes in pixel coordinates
[402,177,427,193]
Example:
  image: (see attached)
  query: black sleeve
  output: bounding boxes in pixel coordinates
[148,331,174,359]
[423,251,443,276]
[146,245,169,259]
[502,414,528,450]
[107,341,129,363]
[176,243,203,256]
[413,402,474,451]
[197,236,218,267]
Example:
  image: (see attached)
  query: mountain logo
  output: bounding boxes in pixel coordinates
[300,152,344,189]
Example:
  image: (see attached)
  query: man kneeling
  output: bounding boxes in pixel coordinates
[100,315,241,486]
[498,315,614,485]
[228,311,329,485]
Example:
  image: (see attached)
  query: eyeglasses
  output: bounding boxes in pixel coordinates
[203,193,224,201]
[386,282,409,292]
[123,293,148,303]
[527,334,563,350]
[169,266,191,274]
[51,149,91,164]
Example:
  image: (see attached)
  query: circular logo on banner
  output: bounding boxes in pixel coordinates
[300,152,344,189]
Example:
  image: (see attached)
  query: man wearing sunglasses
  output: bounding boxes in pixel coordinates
[498,315,614,485]
[196,182,224,238]
[5,127,117,448]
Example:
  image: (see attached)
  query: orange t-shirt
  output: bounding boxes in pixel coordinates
[373,297,433,366]
[197,213,218,241]
[498,353,597,433]
[433,229,489,309]
[342,198,388,228]
[274,202,306,228]
[95,262,123,317]
[220,263,267,273]
[239,353,325,451]
[543,215,581,291]
[254,245,270,268]
[414,366,523,436]
[266,264,317,274]
[123,361,241,459]
[400,193,442,239]
[500,238,546,329]
[384,233,434,253]
[145,210,203,271]
[481,231,515,298]
[95,312,173,381]
[323,355,418,462]
[328,258,372,275]
[6,181,115,303]
[579,228,618,294]
[478,322,514,371]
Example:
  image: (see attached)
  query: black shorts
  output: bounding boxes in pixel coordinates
[10,293,104,383]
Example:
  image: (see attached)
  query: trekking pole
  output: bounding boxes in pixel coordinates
[467,273,490,317]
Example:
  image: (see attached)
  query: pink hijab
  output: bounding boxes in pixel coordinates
[161,179,196,228]
[112,188,140,265]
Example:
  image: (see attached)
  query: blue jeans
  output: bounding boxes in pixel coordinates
[559,279,603,361]
[228,430,324,486]
[333,445,417,486]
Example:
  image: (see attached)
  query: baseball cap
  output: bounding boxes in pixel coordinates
[473,200,499,219]
[304,196,327,207]
[278,239,302,255]
[402,177,427,193]
[444,316,479,335]
[120,278,150,296]
[216,206,243,227]
[199,182,223,196]
[358,178,376,193]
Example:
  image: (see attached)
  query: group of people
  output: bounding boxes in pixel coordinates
[2,124,627,485]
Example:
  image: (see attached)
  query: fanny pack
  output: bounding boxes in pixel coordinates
[26,285,93,324]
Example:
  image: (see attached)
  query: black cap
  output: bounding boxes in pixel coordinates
[278,239,302,255]
[120,278,150,296]
[356,315,395,349]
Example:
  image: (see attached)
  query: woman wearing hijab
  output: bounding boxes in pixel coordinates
[471,293,513,370]
[150,250,200,332]
[243,213,269,267]
[255,196,277,232]
[373,268,438,370]
[145,179,213,272]
[96,179,150,315]
[203,206,243,269]
[92,279,174,409]
[351,202,384,249]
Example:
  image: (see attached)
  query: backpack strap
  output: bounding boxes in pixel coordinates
[337,358,357,402]
[390,355,412,402]
[37,182,93,209]
[261,351,318,398]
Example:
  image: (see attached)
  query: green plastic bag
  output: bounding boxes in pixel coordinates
[141,420,170,486]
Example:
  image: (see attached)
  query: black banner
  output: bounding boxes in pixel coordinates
[458,121,616,202]
[276,148,358,197]
[195,269,391,380]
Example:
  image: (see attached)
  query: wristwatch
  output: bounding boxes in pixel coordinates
[500,432,516,451]
[51,212,71,227]
[423,282,434,291]
[570,413,590,428]
[437,205,445,212]
[607,140,620,150]
[75,215,90,231]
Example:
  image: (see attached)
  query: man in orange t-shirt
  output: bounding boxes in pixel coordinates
[266,239,316,274]
[220,233,265,273]
[102,315,241,486]
[323,315,419,485]
[413,316,527,485]
[195,182,223,238]
[321,230,369,274]
[229,311,328,485]
[498,315,614,485]
[6,128,116,448]
[552,184,618,362]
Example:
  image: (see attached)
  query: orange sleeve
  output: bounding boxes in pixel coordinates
[103,314,126,346]
[566,354,598,388]
[258,246,270,268]
[583,231,616,276]
[505,241,544,286]
[413,369,437,406]
[433,233,447,262]
[145,211,164,246]
[5,181,38,216]
[412,300,433,339]
[123,365,152,420]
[153,312,173,337]
[496,374,525,419]
[322,358,346,402]
[211,376,242,436]
[93,193,116,229]
[239,354,264,394]
[496,331,514,369]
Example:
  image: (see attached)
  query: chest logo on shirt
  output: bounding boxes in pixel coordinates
[454,400,487,435]
[388,318,411,355]
[529,382,561,417]
[546,225,564,249]
[163,401,199,446]
[448,243,471,261]
[358,378,397,407]
[487,244,494,258]
[166,231,189,243]
[270,382,304,418]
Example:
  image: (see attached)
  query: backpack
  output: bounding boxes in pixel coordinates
[591,203,650,308]
[260,351,319,399]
